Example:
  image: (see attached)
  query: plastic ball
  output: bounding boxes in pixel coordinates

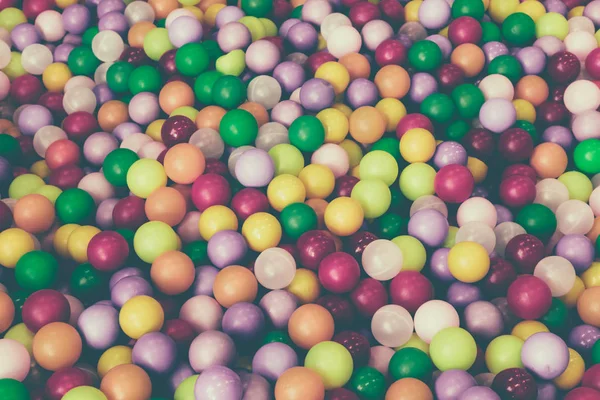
[429,327,477,371]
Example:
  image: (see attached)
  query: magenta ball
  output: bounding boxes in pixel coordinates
[499,175,536,208]
[448,16,482,45]
[350,278,388,317]
[112,195,146,230]
[507,275,552,320]
[22,289,70,332]
[86,231,129,272]
[296,230,336,270]
[230,188,270,220]
[45,367,93,400]
[389,271,433,313]
[318,251,361,294]
[191,173,232,212]
[375,38,407,66]
[434,165,475,204]
[396,113,434,138]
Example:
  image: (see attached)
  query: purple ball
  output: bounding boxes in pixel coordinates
[10,24,40,51]
[96,198,118,229]
[108,266,143,289]
[435,370,477,400]
[447,282,482,308]
[169,363,194,392]
[98,11,128,35]
[346,78,378,109]
[194,366,242,400]
[521,332,569,380]
[272,61,306,93]
[464,301,504,340]
[62,4,91,34]
[110,276,153,308]
[410,72,438,104]
[259,290,298,329]
[222,302,265,341]
[482,41,509,63]
[83,132,119,166]
[433,141,468,168]
[18,105,53,136]
[207,230,248,268]
[271,100,303,127]
[77,304,119,350]
[93,83,115,105]
[430,248,454,282]
[112,122,142,141]
[542,125,573,149]
[97,0,125,17]
[128,92,160,125]
[234,148,276,187]
[491,297,520,328]
[544,0,567,15]
[189,330,236,373]
[280,18,301,37]
[585,0,600,26]
[168,16,203,48]
[252,342,298,381]
[419,0,451,30]
[193,265,219,297]
[408,209,449,247]
[299,78,335,112]
[239,371,271,399]
[286,22,318,52]
[458,386,500,400]
[63,34,82,46]
[217,22,252,53]
[246,40,280,74]
[555,234,594,272]
[479,99,516,133]
[516,46,546,75]
[215,6,245,28]
[427,35,452,59]
[132,332,177,374]
[568,324,600,353]
[54,44,75,63]
[537,382,557,400]
[494,204,513,224]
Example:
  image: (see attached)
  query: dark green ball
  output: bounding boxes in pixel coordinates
[374,213,408,240]
[515,203,557,242]
[241,0,273,17]
[408,40,443,72]
[481,21,502,43]
[280,203,318,240]
[592,337,600,364]
[452,83,485,119]
[446,120,471,141]
[514,120,538,144]
[540,298,568,331]
[212,75,247,109]
[420,93,455,124]
[350,367,386,400]
[488,55,523,83]
[103,149,139,187]
[0,134,22,163]
[15,251,58,291]
[194,71,223,105]
[502,12,536,46]
[106,62,135,93]
[67,46,100,76]
[219,109,259,147]
[388,348,433,382]
[0,379,29,400]
[81,27,99,46]
[371,138,401,161]
[574,139,600,174]
[55,188,96,224]
[288,115,326,152]
[183,240,209,265]
[263,330,293,346]
[70,263,107,303]
[128,65,162,94]
[175,43,210,77]
[452,0,485,19]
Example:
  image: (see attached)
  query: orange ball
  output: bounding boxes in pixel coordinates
[144,187,187,226]
[239,102,269,126]
[32,322,82,371]
[338,53,371,81]
[578,287,600,327]
[349,106,386,144]
[128,22,155,48]
[374,65,410,99]
[150,250,195,295]
[588,217,600,243]
[386,378,434,400]
[305,198,328,229]
[159,81,195,115]
[530,142,568,179]
[13,194,55,234]
[100,364,152,400]
[98,101,129,133]
[288,304,335,350]
[195,105,226,130]
[200,0,226,12]
[274,367,326,400]
[0,291,15,334]
[213,265,258,308]
[163,143,206,184]
[148,0,178,18]
[516,75,549,107]
[451,43,485,78]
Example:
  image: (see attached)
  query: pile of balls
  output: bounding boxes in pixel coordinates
[5,0,600,398]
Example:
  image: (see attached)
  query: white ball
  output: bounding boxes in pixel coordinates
[494,222,526,257]
[64,76,96,92]
[564,80,600,114]
[256,122,289,152]
[327,25,362,58]
[21,44,53,75]
[92,30,125,62]
[564,31,597,60]
[321,13,351,40]
[247,75,282,110]
[556,199,595,235]
[35,11,66,42]
[165,8,195,29]
[0,40,11,69]
[478,74,515,101]
[33,126,67,157]
[94,62,113,84]
[189,128,225,160]
[534,256,576,297]
[455,221,496,254]
[362,239,403,281]
[371,305,413,347]
[228,146,254,178]
[534,178,570,212]
[124,1,155,25]
[254,247,297,290]
[63,87,97,114]
[414,300,460,344]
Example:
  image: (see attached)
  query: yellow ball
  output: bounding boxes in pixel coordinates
[239,16,266,41]
[267,174,306,212]
[42,63,72,92]
[67,225,101,263]
[183,6,204,20]
[511,320,549,341]
[119,295,164,339]
[286,269,321,304]
[205,3,226,26]
[2,52,26,80]
[126,158,167,199]
[134,221,179,263]
[554,348,585,390]
[242,212,282,252]
[582,262,600,288]
[4,323,34,355]
[568,6,585,19]
[317,33,327,51]
[324,197,364,237]
[516,0,546,22]
[298,164,335,199]
[400,128,436,163]
[260,18,277,37]
[97,346,133,378]
[315,62,350,95]
[30,160,50,179]
[376,98,407,132]
[34,185,62,204]
[339,139,363,168]
[561,276,585,308]
[198,205,238,241]
[443,226,458,248]
[405,0,422,22]
[0,228,35,268]
[317,108,349,144]
[513,99,536,123]
[489,0,519,23]
[8,173,45,199]
[332,103,352,118]
[391,236,426,272]
[439,26,449,38]
[54,224,80,258]
[0,8,26,32]
[595,29,600,46]
[56,0,78,8]
[170,106,198,121]
[146,119,165,142]
[179,0,200,6]
[467,157,488,184]
[396,333,429,354]
[448,241,490,283]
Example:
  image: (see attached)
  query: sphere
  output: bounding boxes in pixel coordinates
[435,370,476,400]
[288,304,334,350]
[77,304,119,350]
[304,341,353,390]
[100,364,152,400]
[22,289,70,332]
[32,322,82,371]
[0,339,30,381]
[521,332,569,380]
[414,300,459,344]
[151,251,196,296]
[429,327,477,371]
[119,295,164,339]
[507,275,552,320]
[274,367,325,400]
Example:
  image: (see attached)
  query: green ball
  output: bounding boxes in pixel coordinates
[388,347,432,381]
[375,213,408,240]
[67,46,100,77]
[15,251,58,291]
[420,93,455,124]
[291,5,302,18]
[220,109,259,147]
[280,202,318,240]
[481,21,502,43]
[408,40,443,72]
[515,203,557,242]
[451,0,485,19]
[128,65,162,94]
[106,62,135,93]
[241,0,273,17]
[156,18,166,28]
[55,188,96,224]
[371,137,401,161]
[183,240,209,265]
[349,367,386,400]
[446,120,470,141]
[540,298,568,331]
[202,40,224,67]
[502,12,536,46]
[592,337,600,364]
[81,27,99,46]
[70,263,107,303]
[289,115,326,152]
[175,43,210,77]
[0,379,29,400]
[103,148,140,187]
[115,228,135,250]
[514,120,538,144]
[488,55,523,83]
[194,71,223,105]
[212,75,247,109]
[452,83,485,119]
[574,139,600,174]
[351,179,391,219]
[0,134,22,163]
[263,330,293,346]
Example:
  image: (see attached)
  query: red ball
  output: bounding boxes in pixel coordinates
[375,39,407,67]
[537,101,569,126]
[437,63,465,92]
[62,111,99,142]
[582,364,600,392]
[483,257,517,298]
[318,252,361,294]
[39,92,66,119]
[296,230,336,270]
[162,318,195,345]
[45,367,93,400]
[498,128,533,162]
[350,278,388,318]
[333,331,370,367]
[48,165,84,189]
[547,51,581,84]
[334,175,359,198]
[191,173,231,212]
[501,164,537,183]
[119,47,151,66]
[271,0,292,22]
[262,36,285,54]
[396,113,434,139]
[434,164,475,203]
[378,0,404,27]
[448,16,482,45]
[22,289,71,333]
[45,139,80,170]
[349,1,381,29]
[586,48,600,80]
[346,231,378,260]
[317,294,355,329]
[505,234,545,273]
[389,271,433,313]
[499,175,536,208]
[462,128,494,160]
[231,188,269,220]
[22,0,54,19]
[0,0,17,11]
[491,368,537,400]
[327,388,360,400]
[565,387,600,400]
[113,196,147,230]
[159,49,178,77]
[10,75,43,105]
[305,51,337,76]
[161,115,196,147]
[17,135,36,164]
[507,275,552,320]
[87,231,130,272]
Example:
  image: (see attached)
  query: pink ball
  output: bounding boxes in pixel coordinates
[77,172,115,204]
[361,19,393,51]
[245,40,281,74]
[191,173,232,212]
[457,197,498,228]
[0,339,31,381]
[318,252,361,294]
[179,295,224,333]
[434,164,475,203]
[389,271,433,314]
[177,211,203,243]
[311,143,350,178]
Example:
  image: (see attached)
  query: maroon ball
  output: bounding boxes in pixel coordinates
[491,368,537,400]
[0,201,13,231]
[437,63,465,92]
[333,331,370,367]
[191,173,231,211]
[163,318,195,345]
[434,164,475,204]
[119,47,151,66]
[389,271,433,313]
[17,135,36,164]
[316,295,355,329]
[305,51,337,75]
[586,48,600,80]
[9,74,44,105]
[204,158,228,176]
[462,128,494,160]
[62,111,99,142]
[318,251,361,294]
[39,92,66,118]
[87,231,130,272]
[547,51,581,84]
[499,175,536,208]
[48,164,85,189]
[45,367,93,400]
[537,101,569,126]
[271,0,292,22]
[498,128,534,162]
[565,387,600,400]
[230,188,269,220]
[378,0,404,27]
[113,195,147,230]
[550,85,566,103]
[507,275,552,320]
[327,388,360,400]
[501,164,537,183]
[159,49,178,76]
[396,113,434,139]
[505,234,545,273]
[22,289,71,333]
[375,39,407,67]
[334,175,359,198]
[448,16,482,45]
[161,115,196,147]
[279,243,299,261]
[0,0,17,11]
[349,1,381,29]
[22,0,54,19]
[296,230,336,270]
[350,278,388,318]
[346,231,378,260]
[262,36,285,54]
[582,364,600,392]
[483,257,517,298]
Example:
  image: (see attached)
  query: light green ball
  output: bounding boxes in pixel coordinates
[8,174,45,199]
[558,171,593,202]
[268,144,305,176]
[391,235,426,272]
[485,335,525,374]
[351,179,391,219]
[305,341,354,390]
[399,163,436,201]
[174,375,199,400]
[143,28,174,61]
[359,150,399,186]
[430,327,477,371]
